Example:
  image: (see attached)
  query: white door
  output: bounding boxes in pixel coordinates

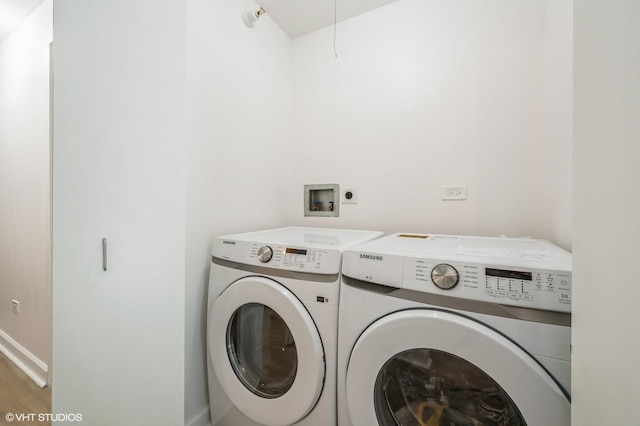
[52,1,185,424]
[209,277,324,426]
[346,310,570,425]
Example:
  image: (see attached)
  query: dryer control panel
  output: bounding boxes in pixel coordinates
[257,245,332,271]
[403,259,571,313]
[213,238,342,275]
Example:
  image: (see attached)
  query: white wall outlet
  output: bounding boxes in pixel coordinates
[442,185,467,200]
[341,187,359,204]
[11,299,20,314]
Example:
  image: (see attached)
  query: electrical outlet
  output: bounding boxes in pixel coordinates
[341,187,358,204]
[442,186,467,200]
[11,299,20,314]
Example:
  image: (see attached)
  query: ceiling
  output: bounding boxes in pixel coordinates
[0,0,43,42]
[254,0,397,39]
[0,0,397,43]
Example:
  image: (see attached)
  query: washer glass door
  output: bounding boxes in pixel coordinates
[374,349,525,425]
[346,310,570,426]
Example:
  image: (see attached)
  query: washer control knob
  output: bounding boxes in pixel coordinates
[431,264,459,290]
[257,246,273,263]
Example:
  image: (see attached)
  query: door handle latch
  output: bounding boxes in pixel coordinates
[102,238,108,271]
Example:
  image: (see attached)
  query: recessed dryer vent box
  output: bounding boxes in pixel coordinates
[304,184,339,217]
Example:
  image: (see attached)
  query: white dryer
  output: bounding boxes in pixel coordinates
[207,226,382,426]
[337,233,572,426]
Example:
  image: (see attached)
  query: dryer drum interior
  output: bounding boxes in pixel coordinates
[374,349,525,426]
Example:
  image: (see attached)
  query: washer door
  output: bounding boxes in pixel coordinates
[210,276,324,426]
[346,310,570,425]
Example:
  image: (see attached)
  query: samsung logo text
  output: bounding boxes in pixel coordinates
[359,254,383,261]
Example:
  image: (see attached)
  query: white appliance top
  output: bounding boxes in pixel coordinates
[348,232,571,268]
[218,226,383,250]
[343,233,572,313]
[213,227,383,275]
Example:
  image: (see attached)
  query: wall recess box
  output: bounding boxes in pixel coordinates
[304,184,339,217]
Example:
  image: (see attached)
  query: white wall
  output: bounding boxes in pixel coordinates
[185,0,293,423]
[0,0,52,386]
[540,0,572,250]
[573,0,640,423]
[289,0,572,249]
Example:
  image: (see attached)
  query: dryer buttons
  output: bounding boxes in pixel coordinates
[257,246,273,263]
[431,264,460,290]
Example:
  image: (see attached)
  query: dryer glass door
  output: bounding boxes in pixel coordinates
[346,309,570,426]
[210,276,325,426]
[227,303,297,399]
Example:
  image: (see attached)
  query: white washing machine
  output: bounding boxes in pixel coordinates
[337,233,572,426]
[207,226,383,426]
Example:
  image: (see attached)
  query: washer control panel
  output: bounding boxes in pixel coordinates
[404,258,571,313]
[431,264,460,289]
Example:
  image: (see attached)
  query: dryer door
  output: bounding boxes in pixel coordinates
[346,309,570,426]
[209,276,324,426]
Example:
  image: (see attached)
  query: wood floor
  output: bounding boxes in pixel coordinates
[0,352,51,425]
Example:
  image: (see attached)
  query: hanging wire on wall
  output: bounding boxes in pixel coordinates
[333,0,338,57]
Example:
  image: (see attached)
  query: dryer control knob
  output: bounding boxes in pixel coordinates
[431,264,459,290]
[257,246,273,263]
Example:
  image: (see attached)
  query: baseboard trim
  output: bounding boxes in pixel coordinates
[185,405,211,426]
[0,329,48,388]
